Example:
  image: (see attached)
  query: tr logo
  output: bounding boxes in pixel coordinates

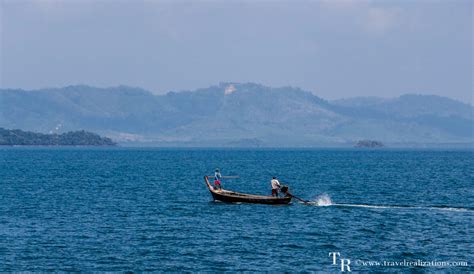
[329,252,351,272]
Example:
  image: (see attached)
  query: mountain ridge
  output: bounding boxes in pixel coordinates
[1,83,472,146]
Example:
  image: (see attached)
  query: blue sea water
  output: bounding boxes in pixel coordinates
[0,148,472,272]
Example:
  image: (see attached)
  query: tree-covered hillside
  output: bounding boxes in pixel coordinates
[0,128,116,146]
[1,83,472,146]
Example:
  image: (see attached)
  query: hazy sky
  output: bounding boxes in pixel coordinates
[0,0,472,103]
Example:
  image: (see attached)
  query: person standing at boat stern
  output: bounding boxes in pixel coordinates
[214,168,223,190]
[271,176,281,197]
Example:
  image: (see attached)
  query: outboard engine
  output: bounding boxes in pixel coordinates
[280,185,289,195]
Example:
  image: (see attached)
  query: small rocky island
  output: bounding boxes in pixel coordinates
[355,139,384,148]
[0,128,116,146]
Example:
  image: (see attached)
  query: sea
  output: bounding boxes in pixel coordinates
[0,148,472,272]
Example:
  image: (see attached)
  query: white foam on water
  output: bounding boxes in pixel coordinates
[306,193,333,206]
[333,204,472,212]
[303,195,472,212]
[335,203,407,209]
[423,206,470,212]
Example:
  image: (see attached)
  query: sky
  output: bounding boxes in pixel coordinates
[0,0,472,103]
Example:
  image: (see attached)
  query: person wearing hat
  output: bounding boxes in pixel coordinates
[214,168,223,190]
[271,176,281,197]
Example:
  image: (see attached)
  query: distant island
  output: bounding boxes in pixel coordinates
[0,128,116,146]
[355,140,384,148]
[1,83,472,147]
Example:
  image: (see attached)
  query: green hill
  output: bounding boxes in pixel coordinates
[1,83,473,146]
[0,128,116,146]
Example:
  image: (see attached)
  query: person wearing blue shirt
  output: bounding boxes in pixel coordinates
[214,168,222,190]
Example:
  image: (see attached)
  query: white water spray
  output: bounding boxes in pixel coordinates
[313,194,333,206]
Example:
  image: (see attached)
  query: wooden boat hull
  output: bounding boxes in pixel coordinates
[204,176,292,205]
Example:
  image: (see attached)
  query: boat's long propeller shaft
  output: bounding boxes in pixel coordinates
[288,193,310,204]
[280,185,310,204]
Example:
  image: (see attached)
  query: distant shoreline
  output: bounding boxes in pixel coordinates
[113,143,474,149]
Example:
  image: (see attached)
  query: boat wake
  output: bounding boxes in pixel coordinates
[302,194,472,212]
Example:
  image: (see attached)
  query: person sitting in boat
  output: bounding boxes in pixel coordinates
[271,176,281,197]
[214,168,223,190]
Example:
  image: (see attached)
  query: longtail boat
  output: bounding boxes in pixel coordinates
[204,176,292,205]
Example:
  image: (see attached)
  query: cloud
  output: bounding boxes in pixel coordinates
[319,0,402,34]
[365,7,401,34]
[319,0,361,10]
